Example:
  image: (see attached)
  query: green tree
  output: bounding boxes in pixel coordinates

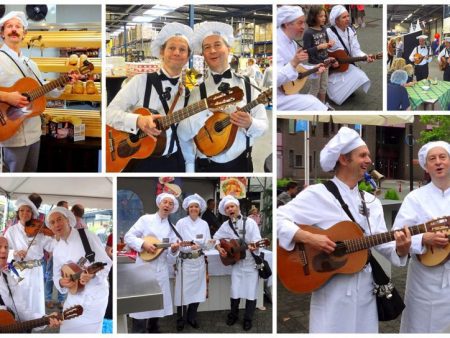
[418,116,450,144]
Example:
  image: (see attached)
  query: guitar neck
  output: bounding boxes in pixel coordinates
[337,56,368,64]
[297,67,320,79]
[159,99,208,129]
[344,224,426,253]
[26,75,70,101]
[0,316,51,333]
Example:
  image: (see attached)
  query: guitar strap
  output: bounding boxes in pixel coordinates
[323,180,356,223]
[0,50,43,85]
[77,228,95,263]
[1,272,21,322]
[168,218,183,241]
[329,26,352,59]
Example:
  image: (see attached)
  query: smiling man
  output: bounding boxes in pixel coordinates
[392,141,450,333]
[124,193,181,333]
[277,126,411,333]
[178,21,268,173]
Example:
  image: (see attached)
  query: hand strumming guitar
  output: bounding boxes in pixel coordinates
[0,91,29,108]
[230,109,252,129]
[216,244,227,257]
[60,276,77,289]
[142,240,157,254]
[422,231,449,248]
[290,49,309,68]
[137,115,162,138]
[293,228,336,254]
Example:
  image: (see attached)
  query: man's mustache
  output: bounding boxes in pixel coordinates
[8,32,20,37]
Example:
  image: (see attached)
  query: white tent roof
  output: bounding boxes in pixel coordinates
[0,177,112,209]
[277,115,414,125]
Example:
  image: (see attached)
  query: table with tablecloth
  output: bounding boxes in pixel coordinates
[406,80,450,110]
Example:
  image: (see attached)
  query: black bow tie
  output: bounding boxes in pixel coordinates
[212,69,232,84]
[159,72,179,86]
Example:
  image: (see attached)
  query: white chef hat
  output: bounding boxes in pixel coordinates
[15,197,39,218]
[218,195,240,216]
[192,21,234,55]
[320,126,367,172]
[277,6,304,28]
[329,5,348,26]
[46,207,77,228]
[182,193,207,213]
[416,35,428,40]
[150,22,194,58]
[0,11,28,31]
[418,141,450,170]
[156,193,179,213]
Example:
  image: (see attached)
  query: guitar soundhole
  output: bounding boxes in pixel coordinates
[6,106,25,120]
[117,139,140,158]
[214,121,224,133]
[129,133,140,143]
[313,250,347,273]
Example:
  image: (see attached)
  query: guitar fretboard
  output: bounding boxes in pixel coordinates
[135,99,208,140]
[336,56,368,64]
[344,224,426,253]
[0,316,50,333]
[26,75,71,102]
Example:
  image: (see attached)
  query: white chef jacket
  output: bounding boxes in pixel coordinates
[5,222,54,317]
[52,227,112,333]
[276,28,327,111]
[409,45,432,66]
[326,26,371,105]
[213,215,261,300]
[277,177,406,333]
[392,181,450,333]
[106,69,189,157]
[124,213,178,319]
[177,68,267,172]
[173,216,211,306]
[0,44,60,147]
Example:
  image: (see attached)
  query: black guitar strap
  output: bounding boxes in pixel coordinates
[168,218,183,241]
[329,26,352,57]
[0,50,43,85]
[77,228,95,263]
[323,180,356,222]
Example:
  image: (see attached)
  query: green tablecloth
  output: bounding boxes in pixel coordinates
[406,80,450,110]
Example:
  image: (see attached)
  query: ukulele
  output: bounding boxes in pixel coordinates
[0,60,94,142]
[280,58,336,95]
[219,238,270,266]
[414,53,431,65]
[278,217,449,293]
[105,86,243,172]
[139,236,195,262]
[0,305,83,333]
[61,261,107,294]
[193,88,272,157]
[328,49,383,73]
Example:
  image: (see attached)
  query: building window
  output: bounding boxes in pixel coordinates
[295,154,303,168]
[288,120,295,134]
[289,150,294,167]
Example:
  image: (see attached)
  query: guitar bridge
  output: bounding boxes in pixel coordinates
[0,112,5,126]
[108,130,116,161]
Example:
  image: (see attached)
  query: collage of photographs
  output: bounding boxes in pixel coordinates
[0,2,449,336]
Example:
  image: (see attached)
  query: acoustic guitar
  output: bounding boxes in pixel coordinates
[328,49,383,73]
[0,305,82,333]
[280,58,336,95]
[439,56,449,71]
[61,261,107,294]
[0,60,94,142]
[278,217,449,293]
[219,238,270,266]
[139,236,195,262]
[194,88,272,157]
[105,86,243,172]
[413,53,431,65]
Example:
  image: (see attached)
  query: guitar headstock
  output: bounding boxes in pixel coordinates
[372,52,383,60]
[87,262,107,274]
[255,238,271,248]
[206,86,244,109]
[62,305,83,320]
[257,88,272,104]
[79,60,95,76]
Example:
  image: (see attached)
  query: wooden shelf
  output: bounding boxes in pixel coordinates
[55,93,101,102]
[21,31,101,49]
[31,57,102,73]
[44,108,101,138]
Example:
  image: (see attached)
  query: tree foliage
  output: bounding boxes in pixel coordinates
[418,116,450,144]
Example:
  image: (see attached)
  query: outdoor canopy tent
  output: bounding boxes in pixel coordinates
[0,177,113,209]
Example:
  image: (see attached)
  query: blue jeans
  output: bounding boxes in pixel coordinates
[44,257,66,303]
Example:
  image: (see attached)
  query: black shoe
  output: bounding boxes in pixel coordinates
[243,320,252,331]
[226,314,238,326]
[187,320,200,329]
[176,319,185,331]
